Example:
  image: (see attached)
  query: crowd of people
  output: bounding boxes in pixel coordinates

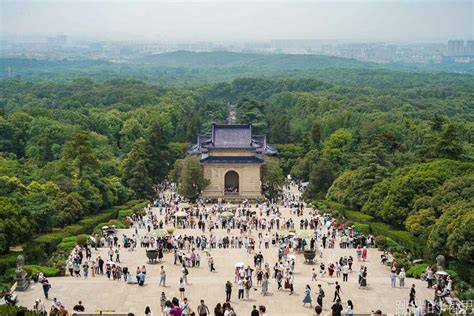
[17,180,447,316]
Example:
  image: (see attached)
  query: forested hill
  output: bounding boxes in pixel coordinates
[134,51,375,69]
[0,72,473,290]
[1,51,473,86]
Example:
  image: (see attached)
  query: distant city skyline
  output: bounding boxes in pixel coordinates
[1,0,472,43]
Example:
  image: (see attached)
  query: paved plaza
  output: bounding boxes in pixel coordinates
[16,189,433,315]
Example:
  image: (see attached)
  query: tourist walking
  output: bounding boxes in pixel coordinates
[182,264,189,284]
[390,270,397,288]
[408,284,417,308]
[209,256,216,272]
[178,277,186,300]
[426,267,434,288]
[160,292,166,313]
[331,299,343,316]
[33,298,47,315]
[399,268,406,288]
[41,279,51,299]
[160,266,166,286]
[342,263,349,282]
[261,274,269,296]
[302,284,312,307]
[317,284,325,307]
[345,300,354,315]
[197,299,210,316]
[238,278,245,299]
[145,306,152,316]
[333,281,342,302]
[225,280,232,301]
[181,298,191,316]
[287,271,294,295]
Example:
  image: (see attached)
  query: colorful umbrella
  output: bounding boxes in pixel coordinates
[152,230,169,238]
[175,211,188,217]
[220,211,234,218]
[295,230,314,239]
[178,203,191,209]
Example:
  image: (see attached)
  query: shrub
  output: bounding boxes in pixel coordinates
[448,260,474,286]
[345,210,375,223]
[0,253,18,275]
[406,264,428,278]
[353,222,370,235]
[166,227,176,234]
[57,241,76,252]
[393,255,413,270]
[0,304,43,315]
[459,288,474,301]
[369,222,423,257]
[108,219,125,228]
[316,199,346,212]
[344,220,354,227]
[76,234,89,246]
[385,237,402,251]
[61,236,78,243]
[118,209,134,221]
[375,235,387,249]
[131,200,149,214]
[23,265,59,277]
[45,249,69,274]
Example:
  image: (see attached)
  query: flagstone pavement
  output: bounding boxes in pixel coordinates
[15,192,433,316]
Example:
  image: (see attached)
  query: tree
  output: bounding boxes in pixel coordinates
[261,157,284,200]
[322,129,354,170]
[63,131,100,179]
[172,156,209,201]
[144,122,170,181]
[304,159,336,200]
[433,123,465,160]
[119,118,145,153]
[121,140,153,199]
[236,98,267,134]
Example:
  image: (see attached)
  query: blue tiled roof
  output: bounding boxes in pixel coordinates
[187,124,278,156]
[200,156,264,164]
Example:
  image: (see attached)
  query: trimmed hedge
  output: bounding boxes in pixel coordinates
[0,305,43,315]
[25,208,118,263]
[316,199,346,212]
[369,222,423,256]
[57,241,76,252]
[5,265,59,279]
[343,209,423,257]
[345,210,375,224]
[406,264,428,278]
[24,265,59,277]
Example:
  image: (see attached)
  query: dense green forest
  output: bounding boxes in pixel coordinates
[0,61,473,292]
[1,51,474,85]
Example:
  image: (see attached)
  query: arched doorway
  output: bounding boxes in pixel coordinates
[224,171,239,194]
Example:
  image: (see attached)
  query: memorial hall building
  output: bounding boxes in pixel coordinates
[187,124,277,201]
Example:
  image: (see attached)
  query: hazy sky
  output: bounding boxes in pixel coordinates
[1,0,473,43]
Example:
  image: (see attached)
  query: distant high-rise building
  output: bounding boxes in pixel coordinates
[448,40,464,56]
[466,40,474,55]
